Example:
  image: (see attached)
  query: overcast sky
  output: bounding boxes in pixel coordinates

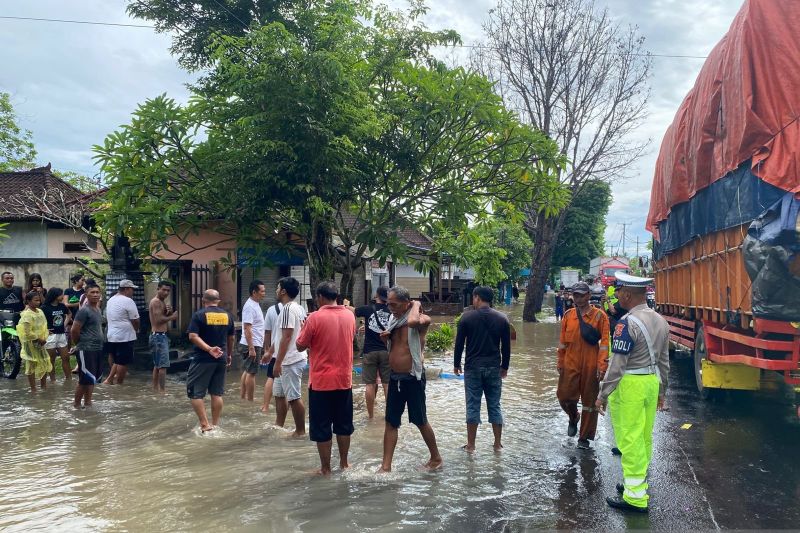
[1,0,743,255]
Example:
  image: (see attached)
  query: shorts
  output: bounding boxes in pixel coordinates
[265,357,276,379]
[309,387,354,442]
[186,359,226,399]
[150,333,170,368]
[362,350,390,385]
[273,360,305,401]
[237,343,263,375]
[385,373,428,428]
[107,341,135,366]
[465,366,503,425]
[45,333,68,350]
[77,350,103,385]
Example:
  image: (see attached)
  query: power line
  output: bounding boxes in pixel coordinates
[0,15,710,59]
[0,15,155,28]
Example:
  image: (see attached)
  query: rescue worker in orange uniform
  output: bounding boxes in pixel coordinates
[556,281,610,448]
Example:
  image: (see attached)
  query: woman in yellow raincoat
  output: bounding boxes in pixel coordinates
[19,290,52,392]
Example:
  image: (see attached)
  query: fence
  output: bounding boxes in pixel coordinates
[191,264,211,311]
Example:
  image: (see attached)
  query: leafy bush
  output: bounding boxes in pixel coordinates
[426,322,456,352]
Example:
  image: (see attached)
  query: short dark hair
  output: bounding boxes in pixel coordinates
[278,277,300,299]
[248,279,264,296]
[375,285,389,301]
[473,286,494,304]
[315,281,338,301]
[1,272,13,279]
[85,278,98,288]
[157,280,173,289]
[45,287,63,305]
[70,273,84,284]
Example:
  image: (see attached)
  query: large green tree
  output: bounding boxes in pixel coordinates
[97,0,564,298]
[550,180,611,274]
[0,92,37,172]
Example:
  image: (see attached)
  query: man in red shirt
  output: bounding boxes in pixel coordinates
[296,281,357,475]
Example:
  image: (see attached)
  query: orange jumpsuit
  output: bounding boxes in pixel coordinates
[557,306,610,441]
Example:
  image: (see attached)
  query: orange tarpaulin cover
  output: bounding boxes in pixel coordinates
[647,0,800,237]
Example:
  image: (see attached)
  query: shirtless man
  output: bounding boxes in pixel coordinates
[378,286,442,472]
[149,281,178,393]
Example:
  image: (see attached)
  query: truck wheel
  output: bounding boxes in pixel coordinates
[694,325,712,398]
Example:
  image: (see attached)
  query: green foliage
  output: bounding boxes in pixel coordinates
[551,180,611,274]
[425,322,455,352]
[0,222,8,242]
[0,92,37,172]
[53,170,102,193]
[98,0,564,293]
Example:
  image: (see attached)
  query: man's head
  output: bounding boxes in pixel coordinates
[1,272,14,288]
[276,277,300,303]
[85,285,102,306]
[571,281,591,307]
[472,286,494,308]
[375,285,389,304]
[315,281,338,306]
[202,289,221,306]
[615,285,646,310]
[71,273,85,288]
[157,280,172,300]
[387,286,412,318]
[118,279,137,297]
[248,279,266,302]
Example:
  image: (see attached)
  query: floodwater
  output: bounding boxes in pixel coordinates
[1,303,799,531]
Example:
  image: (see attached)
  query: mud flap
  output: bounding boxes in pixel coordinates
[701,360,760,390]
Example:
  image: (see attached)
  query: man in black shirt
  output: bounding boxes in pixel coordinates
[0,272,24,317]
[354,286,392,419]
[453,286,511,452]
[186,289,235,432]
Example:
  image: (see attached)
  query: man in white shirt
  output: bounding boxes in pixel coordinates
[272,277,308,437]
[103,280,140,385]
[259,299,283,414]
[239,280,266,401]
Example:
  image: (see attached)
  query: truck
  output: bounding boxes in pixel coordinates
[558,269,579,289]
[647,0,800,414]
[589,257,631,287]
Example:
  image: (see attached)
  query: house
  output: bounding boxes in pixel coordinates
[0,164,103,289]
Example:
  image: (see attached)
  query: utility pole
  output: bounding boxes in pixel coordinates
[620,222,630,257]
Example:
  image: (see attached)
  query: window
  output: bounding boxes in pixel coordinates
[63,242,90,253]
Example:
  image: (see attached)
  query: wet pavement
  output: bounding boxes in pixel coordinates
[0,303,798,531]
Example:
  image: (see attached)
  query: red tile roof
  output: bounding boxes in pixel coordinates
[0,164,84,220]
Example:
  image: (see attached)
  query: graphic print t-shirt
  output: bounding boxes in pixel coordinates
[0,286,23,313]
[355,303,390,353]
[187,306,235,362]
[41,303,69,334]
[64,287,84,307]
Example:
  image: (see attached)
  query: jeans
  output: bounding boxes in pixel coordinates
[465,366,503,425]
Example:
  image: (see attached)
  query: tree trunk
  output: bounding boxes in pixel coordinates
[305,218,335,290]
[338,262,357,302]
[522,212,561,322]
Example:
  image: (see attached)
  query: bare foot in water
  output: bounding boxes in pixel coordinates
[312,468,332,476]
[461,444,476,453]
[290,431,306,439]
[423,458,443,471]
[377,465,391,474]
[259,405,270,414]
[200,425,214,433]
[340,461,351,470]
[493,443,504,452]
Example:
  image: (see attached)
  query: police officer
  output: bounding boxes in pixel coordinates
[595,272,669,513]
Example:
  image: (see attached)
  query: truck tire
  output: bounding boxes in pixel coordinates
[693,325,714,399]
[1,339,21,379]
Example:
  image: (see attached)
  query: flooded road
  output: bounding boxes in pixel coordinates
[1,303,798,531]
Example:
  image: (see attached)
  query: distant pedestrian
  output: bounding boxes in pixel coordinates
[378,286,442,473]
[149,281,178,393]
[42,287,71,382]
[104,280,140,385]
[186,289,235,432]
[63,274,85,316]
[295,281,357,475]
[239,280,266,402]
[556,281,610,449]
[19,291,52,393]
[27,273,46,299]
[596,273,669,513]
[259,300,283,414]
[71,285,104,408]
[271,277,308,437]
[353,286,391,419]
[555,291,564,320]
[453,286,511,452]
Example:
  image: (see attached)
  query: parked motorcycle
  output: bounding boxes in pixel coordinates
[0,310,21,379]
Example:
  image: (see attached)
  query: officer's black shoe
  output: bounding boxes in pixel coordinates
[611,447,622,456]
[567,420,578,437]
[616,483,624,495]
[577,439,590,449]
[606,496,647,513]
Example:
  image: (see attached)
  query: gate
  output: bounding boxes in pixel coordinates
[191,264,211,311]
